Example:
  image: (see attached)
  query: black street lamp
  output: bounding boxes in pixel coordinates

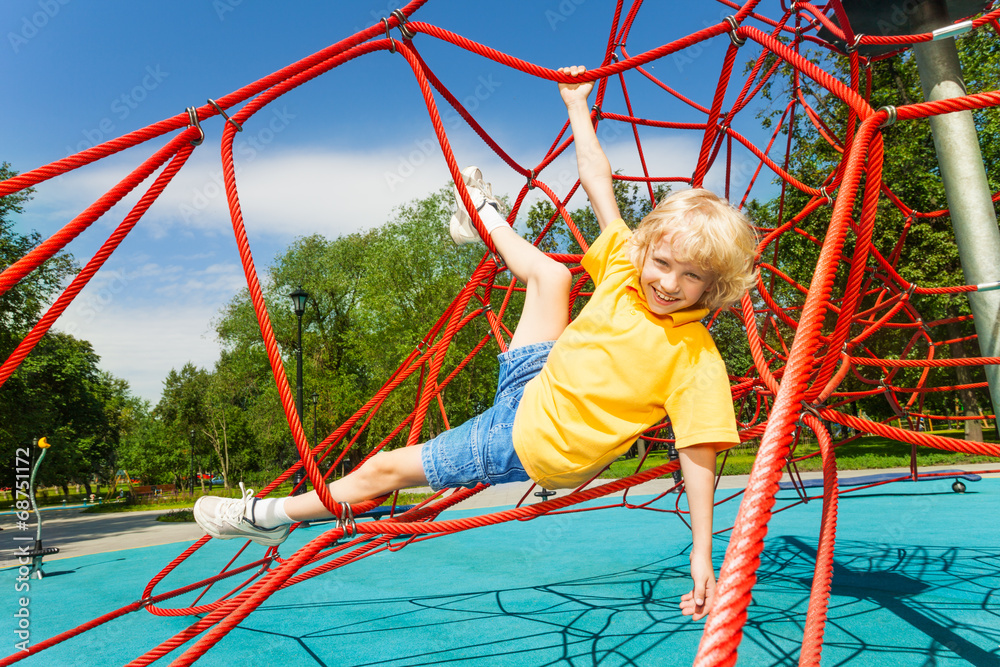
[188,429,195,495]
[311,391,319,452]
[289,287,309,495]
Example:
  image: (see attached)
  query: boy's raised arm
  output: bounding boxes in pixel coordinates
[558,66,621,231]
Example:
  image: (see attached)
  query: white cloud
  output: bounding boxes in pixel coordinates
[27,141,460,241]
[47,254,248,403]
[490,133,708,215]
[56,303,221,404]
[24,130,739,247]
[19,130,749,404]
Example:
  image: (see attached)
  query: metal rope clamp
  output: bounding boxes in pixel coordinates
[724,16,746,47]
[336,501,357,539]
[208,99,243,132]
[879,376,908,419]
[800,401,824,420]
[878,105,897,128]
[819,185,835,205]
[186,107,205,146]
[718,110,731,132]
[382,17,398,53]
[491,251,507,274]
[391,9,415,40]
[844,33,864,54]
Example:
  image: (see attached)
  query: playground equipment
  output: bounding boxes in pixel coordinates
[1,1,1000,664]
[23,437,60,579]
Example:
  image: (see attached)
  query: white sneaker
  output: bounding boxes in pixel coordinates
[450,166,506,245]
[193,483,290,547]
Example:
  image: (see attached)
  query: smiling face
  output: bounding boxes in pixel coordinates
[639,234,713,316]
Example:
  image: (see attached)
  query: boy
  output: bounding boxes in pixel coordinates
[195,66,757,621]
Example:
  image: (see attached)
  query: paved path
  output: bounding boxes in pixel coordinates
[0,507,204,570]
[2,463,996,570]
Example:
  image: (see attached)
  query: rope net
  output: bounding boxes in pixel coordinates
[3,1,1000,664]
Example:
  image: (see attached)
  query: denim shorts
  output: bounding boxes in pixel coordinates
[421,340,554,490]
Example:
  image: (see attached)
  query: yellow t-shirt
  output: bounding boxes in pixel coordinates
[511,219,740,489]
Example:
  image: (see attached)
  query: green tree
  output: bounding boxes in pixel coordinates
[202,353,262,488]
[89,373,144,494]
[116,407,174,491]
[5,333,118,495]
[347,188,494,442]
[155,364,212,489]
[0,163,74,353]
[1,162,79,483]
[2,162,144,494]
[213,187,498,473]
[748,30,1000,438]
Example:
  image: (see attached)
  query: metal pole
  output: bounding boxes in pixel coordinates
[912,18,1000,422]
[312,391,319,453]
[28,438,50,544]
[27,437,59,577]
[293,309,306,495]
[189,429,195,495]
[296,312,304,425]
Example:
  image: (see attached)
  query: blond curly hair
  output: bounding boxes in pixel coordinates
[627,189,758,310]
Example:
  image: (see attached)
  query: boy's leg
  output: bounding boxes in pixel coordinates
[282,445,426,521]
[194,445,427,544]
[454,168,573,350]
[488,225,572,350]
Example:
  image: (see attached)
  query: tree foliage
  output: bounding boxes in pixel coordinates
[746,31,1000,434]
[5,334,120,492]
[1,162,133,492]
[0,163,74,346]
[194,186,499,478]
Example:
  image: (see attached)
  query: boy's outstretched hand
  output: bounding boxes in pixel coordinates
[679,552,716,621]
[558,65,594,109]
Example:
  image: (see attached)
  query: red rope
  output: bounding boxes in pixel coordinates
[0,129,201,296]
[0,139,197,389]
[798,413,839,665]
[3,1,1000,663]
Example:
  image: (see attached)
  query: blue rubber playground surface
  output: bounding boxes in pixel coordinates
[4,476,1000,666]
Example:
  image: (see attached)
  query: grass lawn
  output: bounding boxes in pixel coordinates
[604,428,1000,479]
[9,428,996,518]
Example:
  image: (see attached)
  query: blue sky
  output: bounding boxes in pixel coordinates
[4,1,772,402]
